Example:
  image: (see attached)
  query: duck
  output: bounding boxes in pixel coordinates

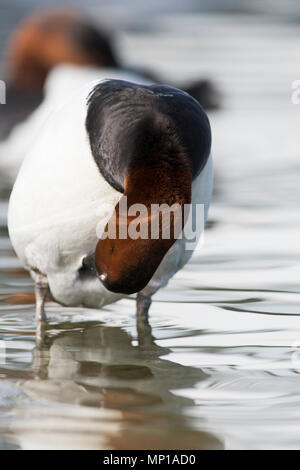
[8,78,213,323]
[0,7,218,189]
[0,8,119,138]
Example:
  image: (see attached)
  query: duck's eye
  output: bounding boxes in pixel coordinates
[99,273,107,282]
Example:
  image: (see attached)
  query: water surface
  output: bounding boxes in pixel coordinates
[0,10,300,450]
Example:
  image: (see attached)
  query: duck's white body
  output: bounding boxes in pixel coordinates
[0,65,152,185]
[8,75,213,311]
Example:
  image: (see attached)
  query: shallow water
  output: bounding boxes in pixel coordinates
[0,9,300,449]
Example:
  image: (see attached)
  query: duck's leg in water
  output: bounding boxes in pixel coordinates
[34,272,48,322]
[136,293,152,319]
[136,293,155,347]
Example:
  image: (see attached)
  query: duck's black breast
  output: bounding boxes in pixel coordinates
[85,79,211,193]
[0,86,43,140]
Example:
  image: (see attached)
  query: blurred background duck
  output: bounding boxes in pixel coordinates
[0,7,219,190]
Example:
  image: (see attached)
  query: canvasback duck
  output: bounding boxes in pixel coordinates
[0,8,218,189]
[0,8,118,139]
[8,78,213,322]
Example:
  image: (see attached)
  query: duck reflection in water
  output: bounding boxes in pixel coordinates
[9,313,223,450]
